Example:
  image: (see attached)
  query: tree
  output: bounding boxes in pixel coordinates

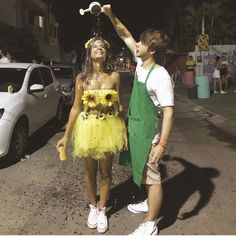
[0,23,40,62]
[204,0,227,44]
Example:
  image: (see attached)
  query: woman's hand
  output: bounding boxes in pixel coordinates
[56,136,68,152]
[148,144,165,164]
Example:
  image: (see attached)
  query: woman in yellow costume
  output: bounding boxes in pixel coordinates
[56,37,127,233]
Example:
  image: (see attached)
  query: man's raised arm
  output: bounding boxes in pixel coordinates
[102,5,136,55]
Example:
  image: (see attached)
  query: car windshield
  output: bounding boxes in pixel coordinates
[51,67,73,79]
[0,68,26,93]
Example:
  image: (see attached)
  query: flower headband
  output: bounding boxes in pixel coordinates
[84,37,110,49]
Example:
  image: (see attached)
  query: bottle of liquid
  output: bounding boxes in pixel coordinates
[58,146,67,161]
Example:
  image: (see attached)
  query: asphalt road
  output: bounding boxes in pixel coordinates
[0,72,235,235]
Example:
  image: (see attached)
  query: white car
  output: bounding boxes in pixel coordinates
[0,63,63,160]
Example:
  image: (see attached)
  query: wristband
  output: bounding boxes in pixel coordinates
[158,141,167,149]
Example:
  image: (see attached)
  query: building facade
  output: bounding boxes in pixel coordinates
[0,0,61,62]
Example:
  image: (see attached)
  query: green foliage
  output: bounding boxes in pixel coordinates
[165,0,236,53]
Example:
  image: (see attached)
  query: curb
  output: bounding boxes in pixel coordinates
[175,94,236,139]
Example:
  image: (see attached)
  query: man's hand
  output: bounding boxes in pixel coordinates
[148,144,165,164]
[102,4,112,16]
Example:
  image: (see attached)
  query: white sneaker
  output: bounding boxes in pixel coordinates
[127,199,148,214]
[213,90,218,94]
[87,204,98,229]
[220,90,227,94]
[129,221,158,235]
[97,207,108,233]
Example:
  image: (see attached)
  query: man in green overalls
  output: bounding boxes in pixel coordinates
[103,6,174,235]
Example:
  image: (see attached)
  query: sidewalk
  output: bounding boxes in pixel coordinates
[174,79,236,139]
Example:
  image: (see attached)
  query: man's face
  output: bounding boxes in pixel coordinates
[135,41,150,58]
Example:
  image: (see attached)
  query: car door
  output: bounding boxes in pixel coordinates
[39,67,60,120]
[25,68,47,132]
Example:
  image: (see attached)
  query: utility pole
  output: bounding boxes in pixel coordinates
[202,1,205,35]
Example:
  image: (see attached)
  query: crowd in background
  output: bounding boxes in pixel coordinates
[0,49,12,63]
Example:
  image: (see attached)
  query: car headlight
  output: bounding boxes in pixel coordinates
[0,108,5,119]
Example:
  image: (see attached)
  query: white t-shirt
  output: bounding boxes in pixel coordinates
[135,57,174,107]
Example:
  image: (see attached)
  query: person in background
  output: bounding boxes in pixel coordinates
[129,60,136,77]
[56,36,127,234]
[184,55,196,87]
[220,62,228,90]
[0,49,11,63]
[212,56,226,94]
[185,55,196,74]
[103,5,174,235]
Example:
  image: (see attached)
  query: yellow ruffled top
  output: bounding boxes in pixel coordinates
[81,89,118,108]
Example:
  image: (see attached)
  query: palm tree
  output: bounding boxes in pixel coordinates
[184,5,202,35]
[161,0,236,51]
[165,0,198,52]
[204,0,228,44]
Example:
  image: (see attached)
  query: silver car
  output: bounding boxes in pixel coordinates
[50,64,79,105]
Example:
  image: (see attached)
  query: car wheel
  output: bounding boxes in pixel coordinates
[8,119,29,161]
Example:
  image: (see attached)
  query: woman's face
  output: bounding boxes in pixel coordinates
[90,40,107,61]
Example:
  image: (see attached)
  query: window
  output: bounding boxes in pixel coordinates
[0,68,26,93]
[51,67,74,79]
[28,69,43,89]
[39,15,44,28]
[39,68,53,87]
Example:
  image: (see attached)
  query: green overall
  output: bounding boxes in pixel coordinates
[120,64,160,187]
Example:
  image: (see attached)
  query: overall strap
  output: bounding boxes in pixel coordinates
[144,64,156,84]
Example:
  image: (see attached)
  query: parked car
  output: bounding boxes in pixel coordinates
[50,64,79,105]
[0,63,63,160]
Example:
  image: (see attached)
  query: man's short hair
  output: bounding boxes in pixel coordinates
[140,29,169,53]
[140,29,169,64]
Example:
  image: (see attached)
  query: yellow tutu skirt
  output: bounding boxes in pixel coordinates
[71,112,125,159]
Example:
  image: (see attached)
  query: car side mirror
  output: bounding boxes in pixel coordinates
[28,84,44,93]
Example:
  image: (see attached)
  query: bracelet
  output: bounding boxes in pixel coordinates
[158,141,167,149]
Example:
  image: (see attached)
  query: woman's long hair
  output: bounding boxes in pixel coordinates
[80,37,112,83]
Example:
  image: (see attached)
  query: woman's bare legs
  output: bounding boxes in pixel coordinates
[84,157,98,206]
[83,154,113,208]
[98,154,113,209]
[218,78,224,92]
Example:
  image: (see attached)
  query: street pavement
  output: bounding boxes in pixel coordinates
[0,72,236,235]
[174,78,236,139]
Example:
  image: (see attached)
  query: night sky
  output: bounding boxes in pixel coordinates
[52,0,174,52]
[52,0,209,53]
